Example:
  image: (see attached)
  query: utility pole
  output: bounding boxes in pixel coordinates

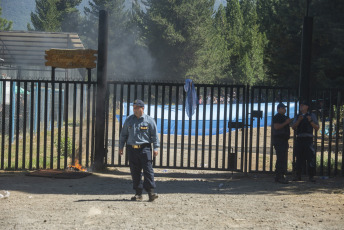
[93,10,108,171]
[299,0,313,103]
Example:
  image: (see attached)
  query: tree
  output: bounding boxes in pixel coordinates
[256,0,306,87]
[189,4,229,83]
[0,2,13,30]
[140,0,216,81]
[311,0,344,89]
[28,0,61,31]
[28,0,82,32]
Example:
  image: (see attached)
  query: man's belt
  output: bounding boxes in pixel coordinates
[129,143,150,149]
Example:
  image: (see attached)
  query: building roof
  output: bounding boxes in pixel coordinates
[0,31,85,67]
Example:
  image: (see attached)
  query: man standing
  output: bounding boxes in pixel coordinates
[292,101,319,182]
[119,99,160,201]
[272,103,291,184]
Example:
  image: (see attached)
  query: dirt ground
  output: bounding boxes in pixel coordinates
[0,167,343,230]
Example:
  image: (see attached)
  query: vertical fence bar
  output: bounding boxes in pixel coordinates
[320,90,326,175]
[181,89,186,168]
[8,81,13,168]
[64,83,69,169]
[91,85,96,166]
[15,81,20,169]
[50,73,55,169]
[201,88,207,169]
[244,85,250,173]
[79,83,84,165]
[255,88,262,171]
[118,83,124,165]
[174,86,179,167]
[188,86,192,168]
[327,90,333,176]
[270,89,276,171]
[167,85,172,167]
[86,70,91,167]
[22,82,27,169]
[208,86,214,169]
[1,81,6,169]
[72,83,77,164]
[241,86,246,172]
[263,88,268,172]
[29,82,34,169]
[57,82,62,169]
[154,85,158,167]
[111,83,116,165]
[249,87,254,172]
[334,90,340,176]
[43,82,48,169]
[125,84,131,166]
[147,83,152,116]
[234,87,240,169]
[228,87,233,170]
[160,85,165,167]
[104,85,109,165]
[195,85,201,168]
[222,86,228,169]
[215,86,220,169]
[36,82,41,169]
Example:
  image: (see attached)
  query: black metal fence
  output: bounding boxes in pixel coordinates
[0,79,96,170]
[0,79,343,177]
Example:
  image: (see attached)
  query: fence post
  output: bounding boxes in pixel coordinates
[93,10,108,171]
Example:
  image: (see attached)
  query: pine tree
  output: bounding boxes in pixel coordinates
[28,0,62,31]
[141,0,216,81]
[28,0,82,32]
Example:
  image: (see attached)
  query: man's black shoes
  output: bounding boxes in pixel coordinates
[131,194,143,201]
[148,193,158,202]
[275,175,289,184]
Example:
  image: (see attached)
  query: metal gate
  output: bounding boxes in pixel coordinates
[0,79,343,176]
[104,81,343,177]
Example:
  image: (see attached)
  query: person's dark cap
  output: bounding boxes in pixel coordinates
[277,102,287,109]
[133,99,144,107]
[300,101,310,106]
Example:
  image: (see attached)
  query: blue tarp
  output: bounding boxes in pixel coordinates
[118,102,296,135]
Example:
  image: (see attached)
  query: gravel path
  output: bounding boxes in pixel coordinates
[1,168,343,230]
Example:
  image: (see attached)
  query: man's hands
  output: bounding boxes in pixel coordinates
[153,150,158,157]
[119,149,123,156]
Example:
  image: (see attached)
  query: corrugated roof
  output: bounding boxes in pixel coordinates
[0,31,85,67]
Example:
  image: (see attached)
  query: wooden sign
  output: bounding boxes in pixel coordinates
[45,49,97,69]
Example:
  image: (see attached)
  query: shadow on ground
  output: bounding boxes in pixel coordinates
[0,168,343,197]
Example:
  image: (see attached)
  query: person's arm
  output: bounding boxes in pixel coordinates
[149,118,160,157]
[274,118,291,130]
[307,114,320,131]
[119,120,129,155]
[292,115,303,130]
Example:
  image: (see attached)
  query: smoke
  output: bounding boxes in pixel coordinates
[107,28,156,81]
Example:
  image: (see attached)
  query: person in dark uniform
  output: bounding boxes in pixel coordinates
[272,103,291,184]
[292,101,319,182]
[119,99,160,201]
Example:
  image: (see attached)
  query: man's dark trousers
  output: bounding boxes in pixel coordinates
[273,138,289,176]
[294,137,316,177]
[128,145,156,193]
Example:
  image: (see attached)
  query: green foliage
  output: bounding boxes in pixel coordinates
[55,136,73,158]
[140,0,216,81]
[28,0,82,32]
[0,1,12,30]
[3,0,342,87]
